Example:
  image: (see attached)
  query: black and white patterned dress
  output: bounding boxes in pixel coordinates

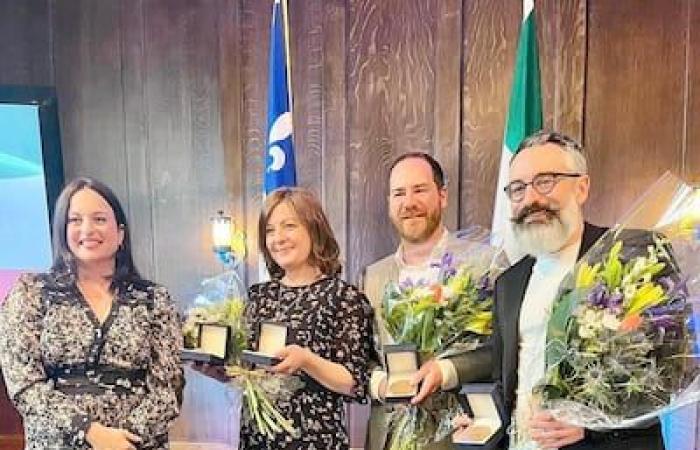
[240,276,374,450]
[0,272,183,449]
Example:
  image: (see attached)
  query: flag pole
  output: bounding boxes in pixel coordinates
[281,0,293,119]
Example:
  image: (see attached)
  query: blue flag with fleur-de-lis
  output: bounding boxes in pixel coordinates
[264,0,296,194]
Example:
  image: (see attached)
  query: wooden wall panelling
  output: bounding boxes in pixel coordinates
[0,435,22,450]
[141,0,228,301]
[549,0,587,140]
[0,373,22,450]
[0,0,52,86]
[53,0,129,200]
[584,0,686,226]
[434,0,463,230]
[9,0,695,307]
[240,0,273,282]
[218,0,247,280]
[346,0,437,282]
[460,0,520,229]
[321,0,349,270]
[170,367,240,446]
[290,0,324,195]
[686,0,700,182]
[120,0,155,279]
[536,0,587,141]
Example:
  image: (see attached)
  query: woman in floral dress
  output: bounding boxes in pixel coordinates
[241,187,374,450]
[0,177,183,449]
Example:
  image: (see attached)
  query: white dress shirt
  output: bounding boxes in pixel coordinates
[511,241,580,449]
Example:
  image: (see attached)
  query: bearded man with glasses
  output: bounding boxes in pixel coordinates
[463,131,664,450]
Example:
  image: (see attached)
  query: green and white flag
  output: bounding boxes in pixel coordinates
[492,0,543,258]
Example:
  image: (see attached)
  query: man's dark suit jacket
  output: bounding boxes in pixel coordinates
[491,222,664,450]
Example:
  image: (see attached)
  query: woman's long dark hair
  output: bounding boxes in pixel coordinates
[51,177,141,282]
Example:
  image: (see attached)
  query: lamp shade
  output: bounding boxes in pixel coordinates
[211,210,232,252]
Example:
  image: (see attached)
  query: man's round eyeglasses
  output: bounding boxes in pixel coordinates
[504,172,583,202]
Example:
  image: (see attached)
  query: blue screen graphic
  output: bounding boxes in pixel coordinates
[0,104,53,297]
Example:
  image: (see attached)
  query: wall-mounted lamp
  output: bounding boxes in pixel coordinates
[211,210,239,268]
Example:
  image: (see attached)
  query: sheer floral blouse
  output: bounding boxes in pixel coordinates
[240,276,374,450]
[0,272,183,449]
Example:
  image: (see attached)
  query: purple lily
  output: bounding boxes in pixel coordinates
[441,251,454,269]
[587,283,623,313]
[431,251,457,282]
[646,302,685,317]
[398,278,414,290]
[648,314,681,331]
[658,276,690,301]
[477,274,494,302]
[587,283,609,308]
[608,292,624,312]
[645,300,687,333]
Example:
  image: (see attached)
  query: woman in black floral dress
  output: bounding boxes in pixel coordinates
[0,178,182,449]
[241,187,374,450]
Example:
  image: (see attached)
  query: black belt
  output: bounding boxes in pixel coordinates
[584,422,662,445]
[46,365,147,395]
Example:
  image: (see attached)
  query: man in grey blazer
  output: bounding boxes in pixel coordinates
[362,152,491,450]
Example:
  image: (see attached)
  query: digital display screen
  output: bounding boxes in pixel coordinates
[0,103,55,298]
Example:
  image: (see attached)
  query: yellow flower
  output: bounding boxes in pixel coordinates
[576,262,601,289]
[466,311,492,334]
[625,283,665,317]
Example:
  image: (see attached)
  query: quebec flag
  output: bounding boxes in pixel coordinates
[264,0,296,194]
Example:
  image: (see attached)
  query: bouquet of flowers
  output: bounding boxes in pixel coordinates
[381,227,505,449]
[182,270,301,439]
[532,172,700,432]
[383,253,495,357]
[183,296,247,362]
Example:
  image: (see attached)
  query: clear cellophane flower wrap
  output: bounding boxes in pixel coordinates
[381,227,507,449]
[533,171,700,431]
[182,270,302,439]
[183,270,248,359]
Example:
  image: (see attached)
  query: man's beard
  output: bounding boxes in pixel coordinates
[392,208,443,244]
[510,199,581,257]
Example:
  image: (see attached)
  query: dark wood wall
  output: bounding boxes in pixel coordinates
[0,0,53,86]
[52,0,234,300]
[584,0,698,224]
[1,0,699,301]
